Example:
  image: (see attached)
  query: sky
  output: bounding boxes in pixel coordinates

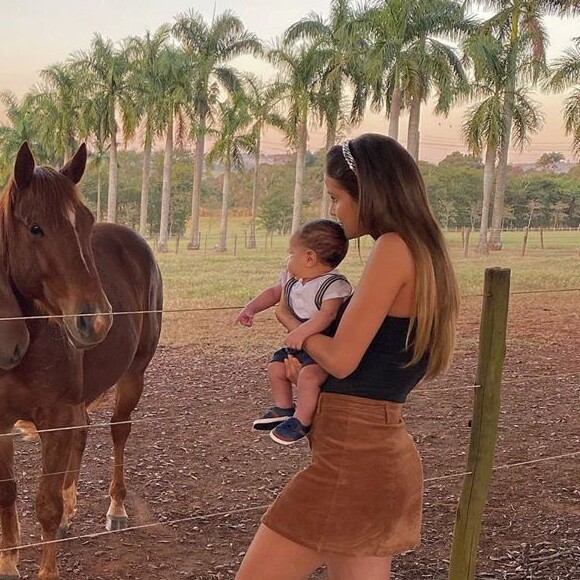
[1,0,579,164]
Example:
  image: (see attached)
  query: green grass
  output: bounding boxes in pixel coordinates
[150,224,579,346]
[155,223,579,306]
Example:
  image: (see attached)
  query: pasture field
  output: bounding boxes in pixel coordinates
[154,225,580,348]
[11,225,579,579]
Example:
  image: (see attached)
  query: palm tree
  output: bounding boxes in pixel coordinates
[549,37,580,158]
[32,63,84,164]
[462,33,543,253]
[125,26,172,237]
[482,0,580,250]
[207,90,254,252]
[284,0,368,216]
[364,0,472,149]
[404,33,469,161]
[76,79,110,221]
[73,34,132,223]
[269,39,330,232]
[243,75,287,249]
[172,9,262,249]
[0,91,48,180]
[156,47,193,253]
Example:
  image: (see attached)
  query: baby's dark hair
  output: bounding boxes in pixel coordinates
[295,219,348,268]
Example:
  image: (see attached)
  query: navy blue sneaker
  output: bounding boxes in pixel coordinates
[270,417,311,445]
[252,406,295,431]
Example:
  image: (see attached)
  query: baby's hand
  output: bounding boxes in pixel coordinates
[234,307,254,327]
[284,329,305,350]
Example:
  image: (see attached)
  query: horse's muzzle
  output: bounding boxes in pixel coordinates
[63,304,113,348]
[0,324,30,370]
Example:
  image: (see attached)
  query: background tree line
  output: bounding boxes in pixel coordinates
[78,148,580,233]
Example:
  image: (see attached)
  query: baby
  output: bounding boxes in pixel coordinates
[235,219,351,445]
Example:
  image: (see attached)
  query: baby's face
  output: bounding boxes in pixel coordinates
[286,235,311,279]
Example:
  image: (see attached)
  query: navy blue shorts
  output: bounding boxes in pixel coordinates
[270,347,317,367]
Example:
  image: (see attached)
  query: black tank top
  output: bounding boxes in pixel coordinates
[322,300,429,403]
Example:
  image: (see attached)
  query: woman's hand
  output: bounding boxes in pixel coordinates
[283,354,302,385]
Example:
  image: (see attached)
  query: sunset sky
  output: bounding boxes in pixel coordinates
[1,0,579,164]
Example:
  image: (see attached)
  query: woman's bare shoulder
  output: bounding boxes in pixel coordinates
[372,233,414,270]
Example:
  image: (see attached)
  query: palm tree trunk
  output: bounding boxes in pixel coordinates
[107,125,118,223]
[489,43,518,250]
[248,134,261,249]
[188,118,206,250]
[489,107,514,250]
[388,87,402,141]
[321,123,337,218]
[139,128,153,237]
[96,162,102,222]
[218,157,231,253]
[291,117,308,233]
[478,145,496,254]
[407,95,421,162]
[157,117,173,253]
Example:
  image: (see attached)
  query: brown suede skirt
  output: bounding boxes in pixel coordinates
[262,392,423,557]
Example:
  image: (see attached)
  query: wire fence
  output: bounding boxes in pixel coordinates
[2,448,578,554]
[0,286,579,323]
[1,277,578,577]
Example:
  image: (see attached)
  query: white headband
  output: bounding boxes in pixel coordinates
[341,141,357,175]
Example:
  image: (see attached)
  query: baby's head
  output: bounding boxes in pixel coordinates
[291,219,349,273]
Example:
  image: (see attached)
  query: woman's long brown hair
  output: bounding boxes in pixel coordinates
[327,134,460,379]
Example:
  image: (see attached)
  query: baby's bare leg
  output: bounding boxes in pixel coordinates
[267,361,294,409]
[294,364,328,426]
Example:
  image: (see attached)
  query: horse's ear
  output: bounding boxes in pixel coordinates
[14,142,35,190]
[60,143,87,184]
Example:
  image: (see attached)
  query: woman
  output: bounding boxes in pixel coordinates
[236,133,460,579]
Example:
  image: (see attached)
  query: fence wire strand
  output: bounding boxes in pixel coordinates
[0,286,579,323]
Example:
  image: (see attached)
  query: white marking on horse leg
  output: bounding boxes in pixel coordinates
[61,481,77,530]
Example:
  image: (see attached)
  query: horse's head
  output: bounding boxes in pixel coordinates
[0,260,29,370]
[1,142,113,349]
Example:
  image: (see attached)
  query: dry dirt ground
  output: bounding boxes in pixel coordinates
[11,293,580,580]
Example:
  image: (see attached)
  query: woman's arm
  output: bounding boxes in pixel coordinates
[302,234,415,378]
[283,297,343,349]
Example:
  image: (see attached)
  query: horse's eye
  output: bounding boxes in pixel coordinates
[30,225,44,237]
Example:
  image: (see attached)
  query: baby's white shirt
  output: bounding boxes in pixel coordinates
[279,269,352,320]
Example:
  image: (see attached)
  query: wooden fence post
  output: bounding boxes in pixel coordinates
[233,234,238,256]
[448,267,511,580]
[540,227,544,250]
[464,228,472,258]
[521,227,529,256]
[175,234,180,254]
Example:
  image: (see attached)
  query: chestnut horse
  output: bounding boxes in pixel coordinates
[0,143,163,580]
[0,261,29,370]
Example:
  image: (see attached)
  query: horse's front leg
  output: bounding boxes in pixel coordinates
[0,431,20,579]
[106,371,144,531]
[36,407,78,580]
[59,407,88,539]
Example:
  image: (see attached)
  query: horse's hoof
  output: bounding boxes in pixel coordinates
[56,525,70,539]
[105,515,128,531]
